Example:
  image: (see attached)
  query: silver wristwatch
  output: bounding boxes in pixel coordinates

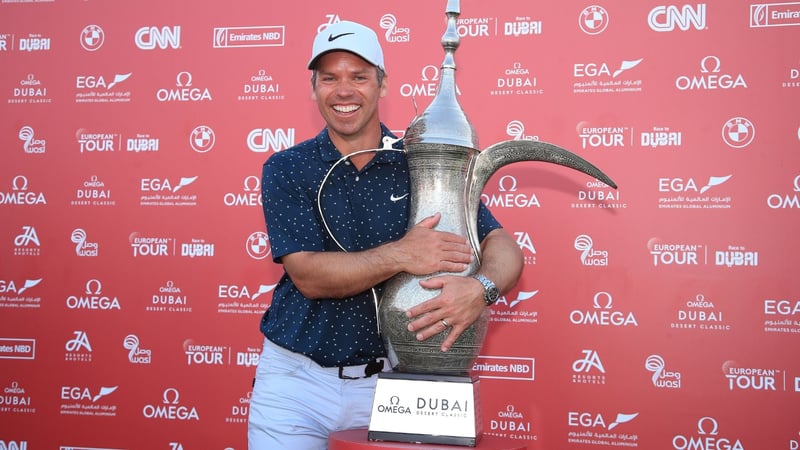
[472,274,500,305]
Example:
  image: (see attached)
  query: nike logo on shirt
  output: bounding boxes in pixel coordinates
[390,193,409,202]
[328,32,354,41]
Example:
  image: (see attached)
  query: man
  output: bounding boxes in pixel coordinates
[248,19,523,449]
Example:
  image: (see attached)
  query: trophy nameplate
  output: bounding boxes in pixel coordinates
[368,372,482,447]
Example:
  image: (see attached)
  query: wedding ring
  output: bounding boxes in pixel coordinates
[441,319,450,328]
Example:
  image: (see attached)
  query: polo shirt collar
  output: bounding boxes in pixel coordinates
[316,125,404,166]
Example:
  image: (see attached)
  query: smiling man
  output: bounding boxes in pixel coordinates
[248,20,522,449]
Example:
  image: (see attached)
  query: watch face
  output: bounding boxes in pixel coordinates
[475,274,499,304]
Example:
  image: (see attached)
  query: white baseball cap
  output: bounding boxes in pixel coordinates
[308,20,385,71]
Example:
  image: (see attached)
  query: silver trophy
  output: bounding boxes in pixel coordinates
[369,0,617,445]
[380,0,616,376]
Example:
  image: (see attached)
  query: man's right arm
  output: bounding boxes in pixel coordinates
[282,213,473,299]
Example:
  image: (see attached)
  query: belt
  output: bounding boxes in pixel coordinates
[338,358,391,379]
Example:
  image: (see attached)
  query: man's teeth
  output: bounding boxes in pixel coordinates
[334,105,359,113]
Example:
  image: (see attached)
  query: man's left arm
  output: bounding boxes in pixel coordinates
[406,228,524,352]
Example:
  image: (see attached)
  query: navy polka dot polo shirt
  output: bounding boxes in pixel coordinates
[259,124,501,367]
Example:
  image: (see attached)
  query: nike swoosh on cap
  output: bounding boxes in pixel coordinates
[328,32,355,41]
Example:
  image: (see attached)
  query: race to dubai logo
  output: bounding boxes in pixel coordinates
[379,14,411,43]
[80,24,105,51]
[503,15,542,37]
[645,354,681,388]
[17,32,51,52]
[750,2,800,28]
[721,117,755,148]
[714,243,758,268]
[235,347,261,368]
[213,25,284,48]
[640,125,682,149]
[180,238,214,258]
[18,126,45,154]
[128,133,160,153]
[579,5,609,35]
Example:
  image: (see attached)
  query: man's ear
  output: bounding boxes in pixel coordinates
[380,76,389,98]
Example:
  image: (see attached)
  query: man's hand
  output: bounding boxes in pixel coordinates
[405,275,485,352]
[388,213,473,275]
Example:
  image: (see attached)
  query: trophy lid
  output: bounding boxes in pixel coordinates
[403,0,479,149]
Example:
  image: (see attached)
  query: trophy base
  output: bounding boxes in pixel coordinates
[368,372,482,447]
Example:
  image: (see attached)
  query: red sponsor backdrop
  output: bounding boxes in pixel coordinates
[1,0,799,449]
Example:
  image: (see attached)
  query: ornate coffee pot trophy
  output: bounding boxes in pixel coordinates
[369,0,617,445]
